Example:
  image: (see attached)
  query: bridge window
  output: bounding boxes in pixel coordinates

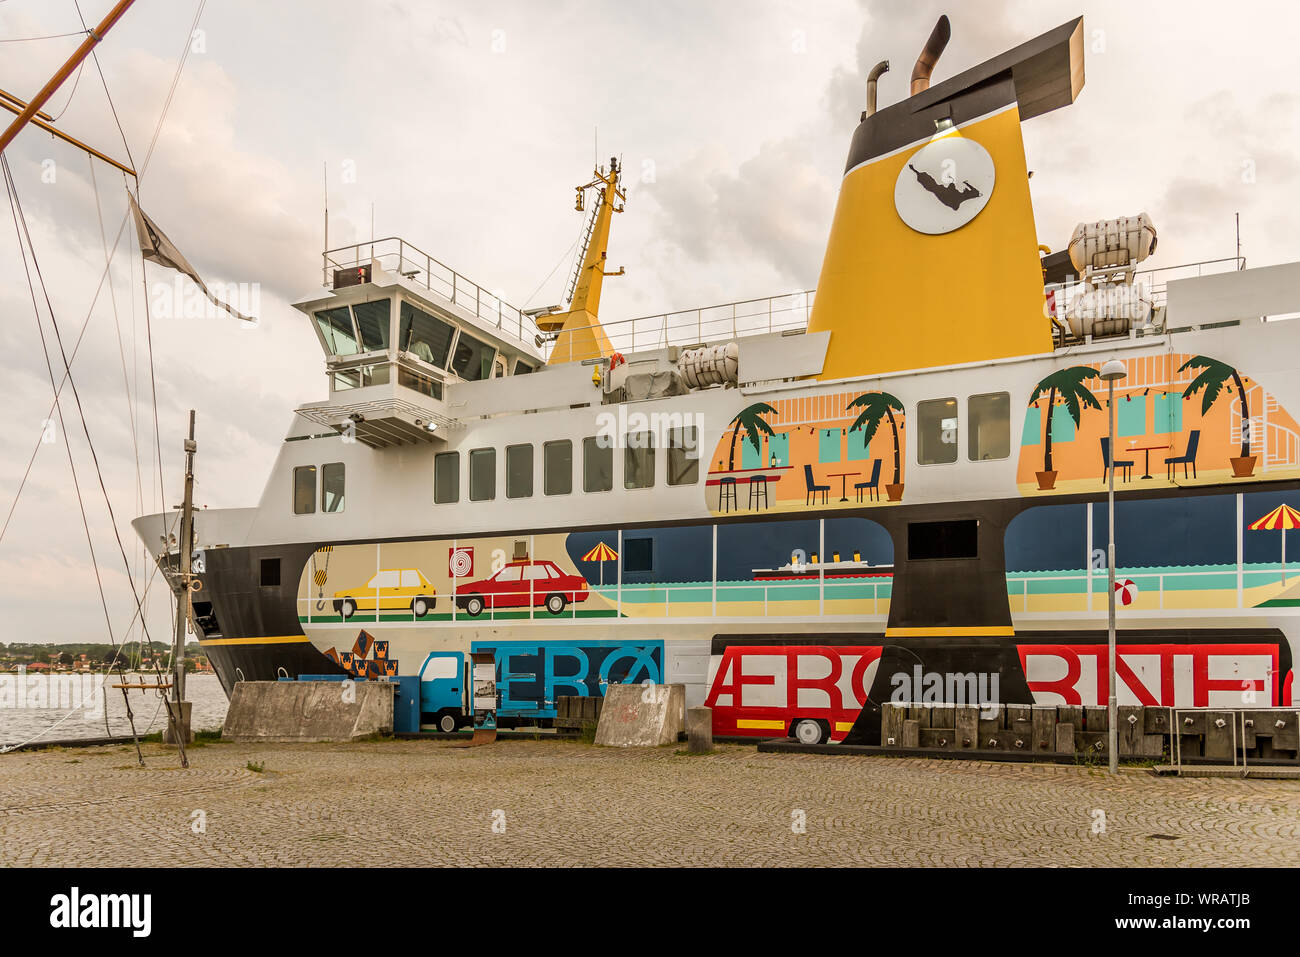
[917,397,958,465]
[544,440,572,495]
[469,448,496,501]
[352,299,391,352]
[434,452,459,504]
[331,363,389,391]
[514,359,536,375]
[293,465,316,514]
[451,330,496,382]
[315,307,359,356]
[667,427,699,486]
[321,462,345,513]
[624,432,655,489]
[506,444,533,498]
[399,302,455,367]
[968,392,1010,461]
[397,365,443,399]
[583,435,613,493]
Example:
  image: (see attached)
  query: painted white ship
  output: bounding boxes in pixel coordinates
[134,15,1300,746]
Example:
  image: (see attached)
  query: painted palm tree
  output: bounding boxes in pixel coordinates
[1180,355,1254,471]
[846,391,904,489]
[1029,366,1101,485]
[726,402,777,470]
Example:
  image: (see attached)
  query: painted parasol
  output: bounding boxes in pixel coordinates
[580,541,618,586]
[1248,503,1300,585]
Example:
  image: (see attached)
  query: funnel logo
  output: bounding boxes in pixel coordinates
[895,136,995,234]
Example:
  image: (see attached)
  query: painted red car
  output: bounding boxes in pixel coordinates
[455,560,589,617]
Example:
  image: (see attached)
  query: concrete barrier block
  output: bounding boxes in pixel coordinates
[687,706,713,753]
[222,680,394,743]
[594,684,685,747]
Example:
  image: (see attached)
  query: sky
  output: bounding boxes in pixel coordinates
[1,0,1298,646]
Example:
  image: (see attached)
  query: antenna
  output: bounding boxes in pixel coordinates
[323,161,329,252]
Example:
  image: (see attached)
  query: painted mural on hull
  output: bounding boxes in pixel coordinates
[1017,353,1300,496]
[703,391,907,517]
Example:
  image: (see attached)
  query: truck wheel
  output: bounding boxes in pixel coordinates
[464,595,485,617]
[792,718,827,746]
[437,712,458,733]
[545,593,567,615]
[411,596,433,618]
[339,598,356,620]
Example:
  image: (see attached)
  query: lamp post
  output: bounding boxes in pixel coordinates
[1099,359,1127,774]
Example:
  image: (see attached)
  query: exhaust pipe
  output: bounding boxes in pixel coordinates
[910,15,951,96]
[865,59,890,117]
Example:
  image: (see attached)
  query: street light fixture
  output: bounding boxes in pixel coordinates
[1099,358,1127,774]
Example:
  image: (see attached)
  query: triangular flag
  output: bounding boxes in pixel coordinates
[127,190,254,323]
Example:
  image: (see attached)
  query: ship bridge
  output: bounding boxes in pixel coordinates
[292,238,549,448]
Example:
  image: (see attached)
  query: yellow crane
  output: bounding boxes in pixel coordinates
[538,157,625,364]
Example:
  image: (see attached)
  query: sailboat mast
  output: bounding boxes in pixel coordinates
[170,410,197,743]
[0,0,138,156]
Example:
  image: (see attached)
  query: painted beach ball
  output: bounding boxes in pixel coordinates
[1114,579,1139,606]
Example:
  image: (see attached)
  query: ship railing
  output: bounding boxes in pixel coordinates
[596,291,815,354]
[1007,563,1285,613]
[323,237,543,348]
[1047,255,1247,343]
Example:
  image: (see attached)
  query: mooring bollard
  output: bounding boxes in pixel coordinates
[687,706,713,753]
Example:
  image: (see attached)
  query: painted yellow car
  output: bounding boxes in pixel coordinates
[333,569,436,619]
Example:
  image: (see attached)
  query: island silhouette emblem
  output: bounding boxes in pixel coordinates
[908,163,982,211]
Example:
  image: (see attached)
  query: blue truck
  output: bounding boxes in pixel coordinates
[418,639,665,732]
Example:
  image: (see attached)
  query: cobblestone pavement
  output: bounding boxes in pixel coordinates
[2,739,1298,866]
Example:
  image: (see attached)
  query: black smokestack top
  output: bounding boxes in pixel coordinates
[910,15,951,96]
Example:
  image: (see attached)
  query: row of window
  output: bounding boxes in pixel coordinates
[315,299,536,385]
[916,392,1011,465]
[434,429,700,504]
[293,463,346,515]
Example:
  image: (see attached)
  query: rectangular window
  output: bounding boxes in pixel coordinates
[259,558,281,587]
[514,359,536,375]
[667,427,699,486]
[293,465,316,514]
[1021,405,1042,447]
[768,432,790,466]
[434,452,459,504]
[321,462,345,513]
[469,448,496,501]
[968,392,1011,461]
[741,432,762,470]
[818,428,842,464]
[398,302,455,367]
[583,435,613,492]
[917,398,958,465]
[450,331,496,382]
[847,426,871,461]
[908,519,979,560]
[1153,391,1182,434]
[1050,403,1077,444]
[400,570,422,587]
[351,300,391,352]
[544,440,572,495]
[331,363,390,392]
[624,432,655,489]
[314,307,358,356]
[397,365,443,399]
[1118,394,1147,437]
[624,537,653,572]
[506,444,533,498]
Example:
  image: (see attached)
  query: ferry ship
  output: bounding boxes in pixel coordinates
[133,15,1300,745]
